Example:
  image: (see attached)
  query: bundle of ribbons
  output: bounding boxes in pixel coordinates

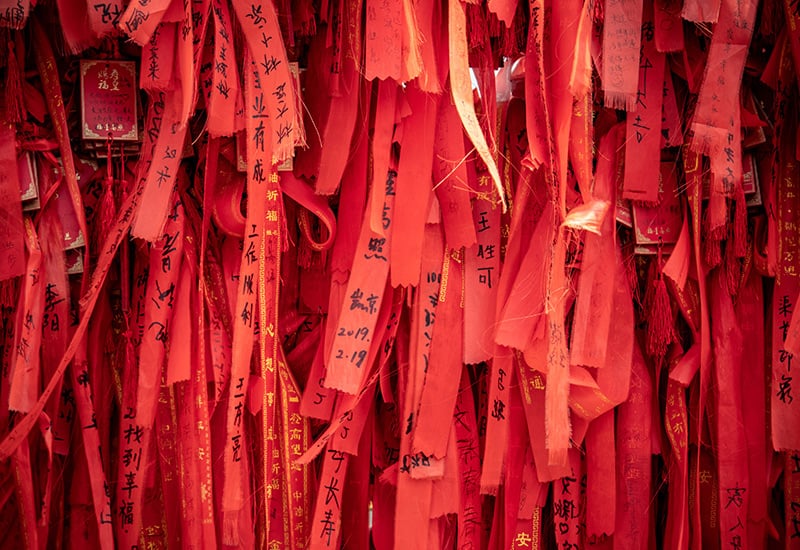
[0,0,799,547]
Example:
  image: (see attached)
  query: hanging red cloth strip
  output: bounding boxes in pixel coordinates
[390,85,439,287]
[314,0,363,195]
[622,3,665,204]
[601,0,644,110]
[8,219,41,413]
[135,190,185,423]
[570,124,623,370]
[463,175,501,364]
[771,133,800,451]
[664,373,689,550]
[690,0,758,176]
[711,269,750,548]
[413,248,464,459]
[324,167,396,394]
[0,120,25,281]
[585,411,615,539]
[231,0,305,163]
[207,0,239,137]
[735,271,769,547]
[615,342,653,549]
[448,0,507,211]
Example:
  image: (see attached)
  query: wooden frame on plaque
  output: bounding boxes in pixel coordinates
[80,59,139,141]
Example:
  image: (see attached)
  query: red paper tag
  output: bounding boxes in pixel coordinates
[130,92,187,241]
[53,179,86,251]
[632,163,682,245]
[369,79,399,236]
[65,249,84,275]
[80,60,139,141]
[17,153,37,202]
[164,264,193,384]
[741,154,758,195]
[616,198,633,228]
[567,243,634,420]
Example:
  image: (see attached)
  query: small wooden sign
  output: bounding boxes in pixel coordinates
[80,59,138,141]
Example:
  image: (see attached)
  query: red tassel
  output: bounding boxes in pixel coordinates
[725,244,741,298]
[467,4,485,50]
[501,21,516,58]
[311,249,326,270]
[297,240,312,269]
[644,244,674,360]
[703,205,724,269]
[733,193,748,259]
[703,191,728,269]
[725,186,748,296]
[5,38,25,124]
[487,11,502,40]
[98,179,116,235]
[94,138,117,249]
[704,236,722,268]
[280,201,290,253]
